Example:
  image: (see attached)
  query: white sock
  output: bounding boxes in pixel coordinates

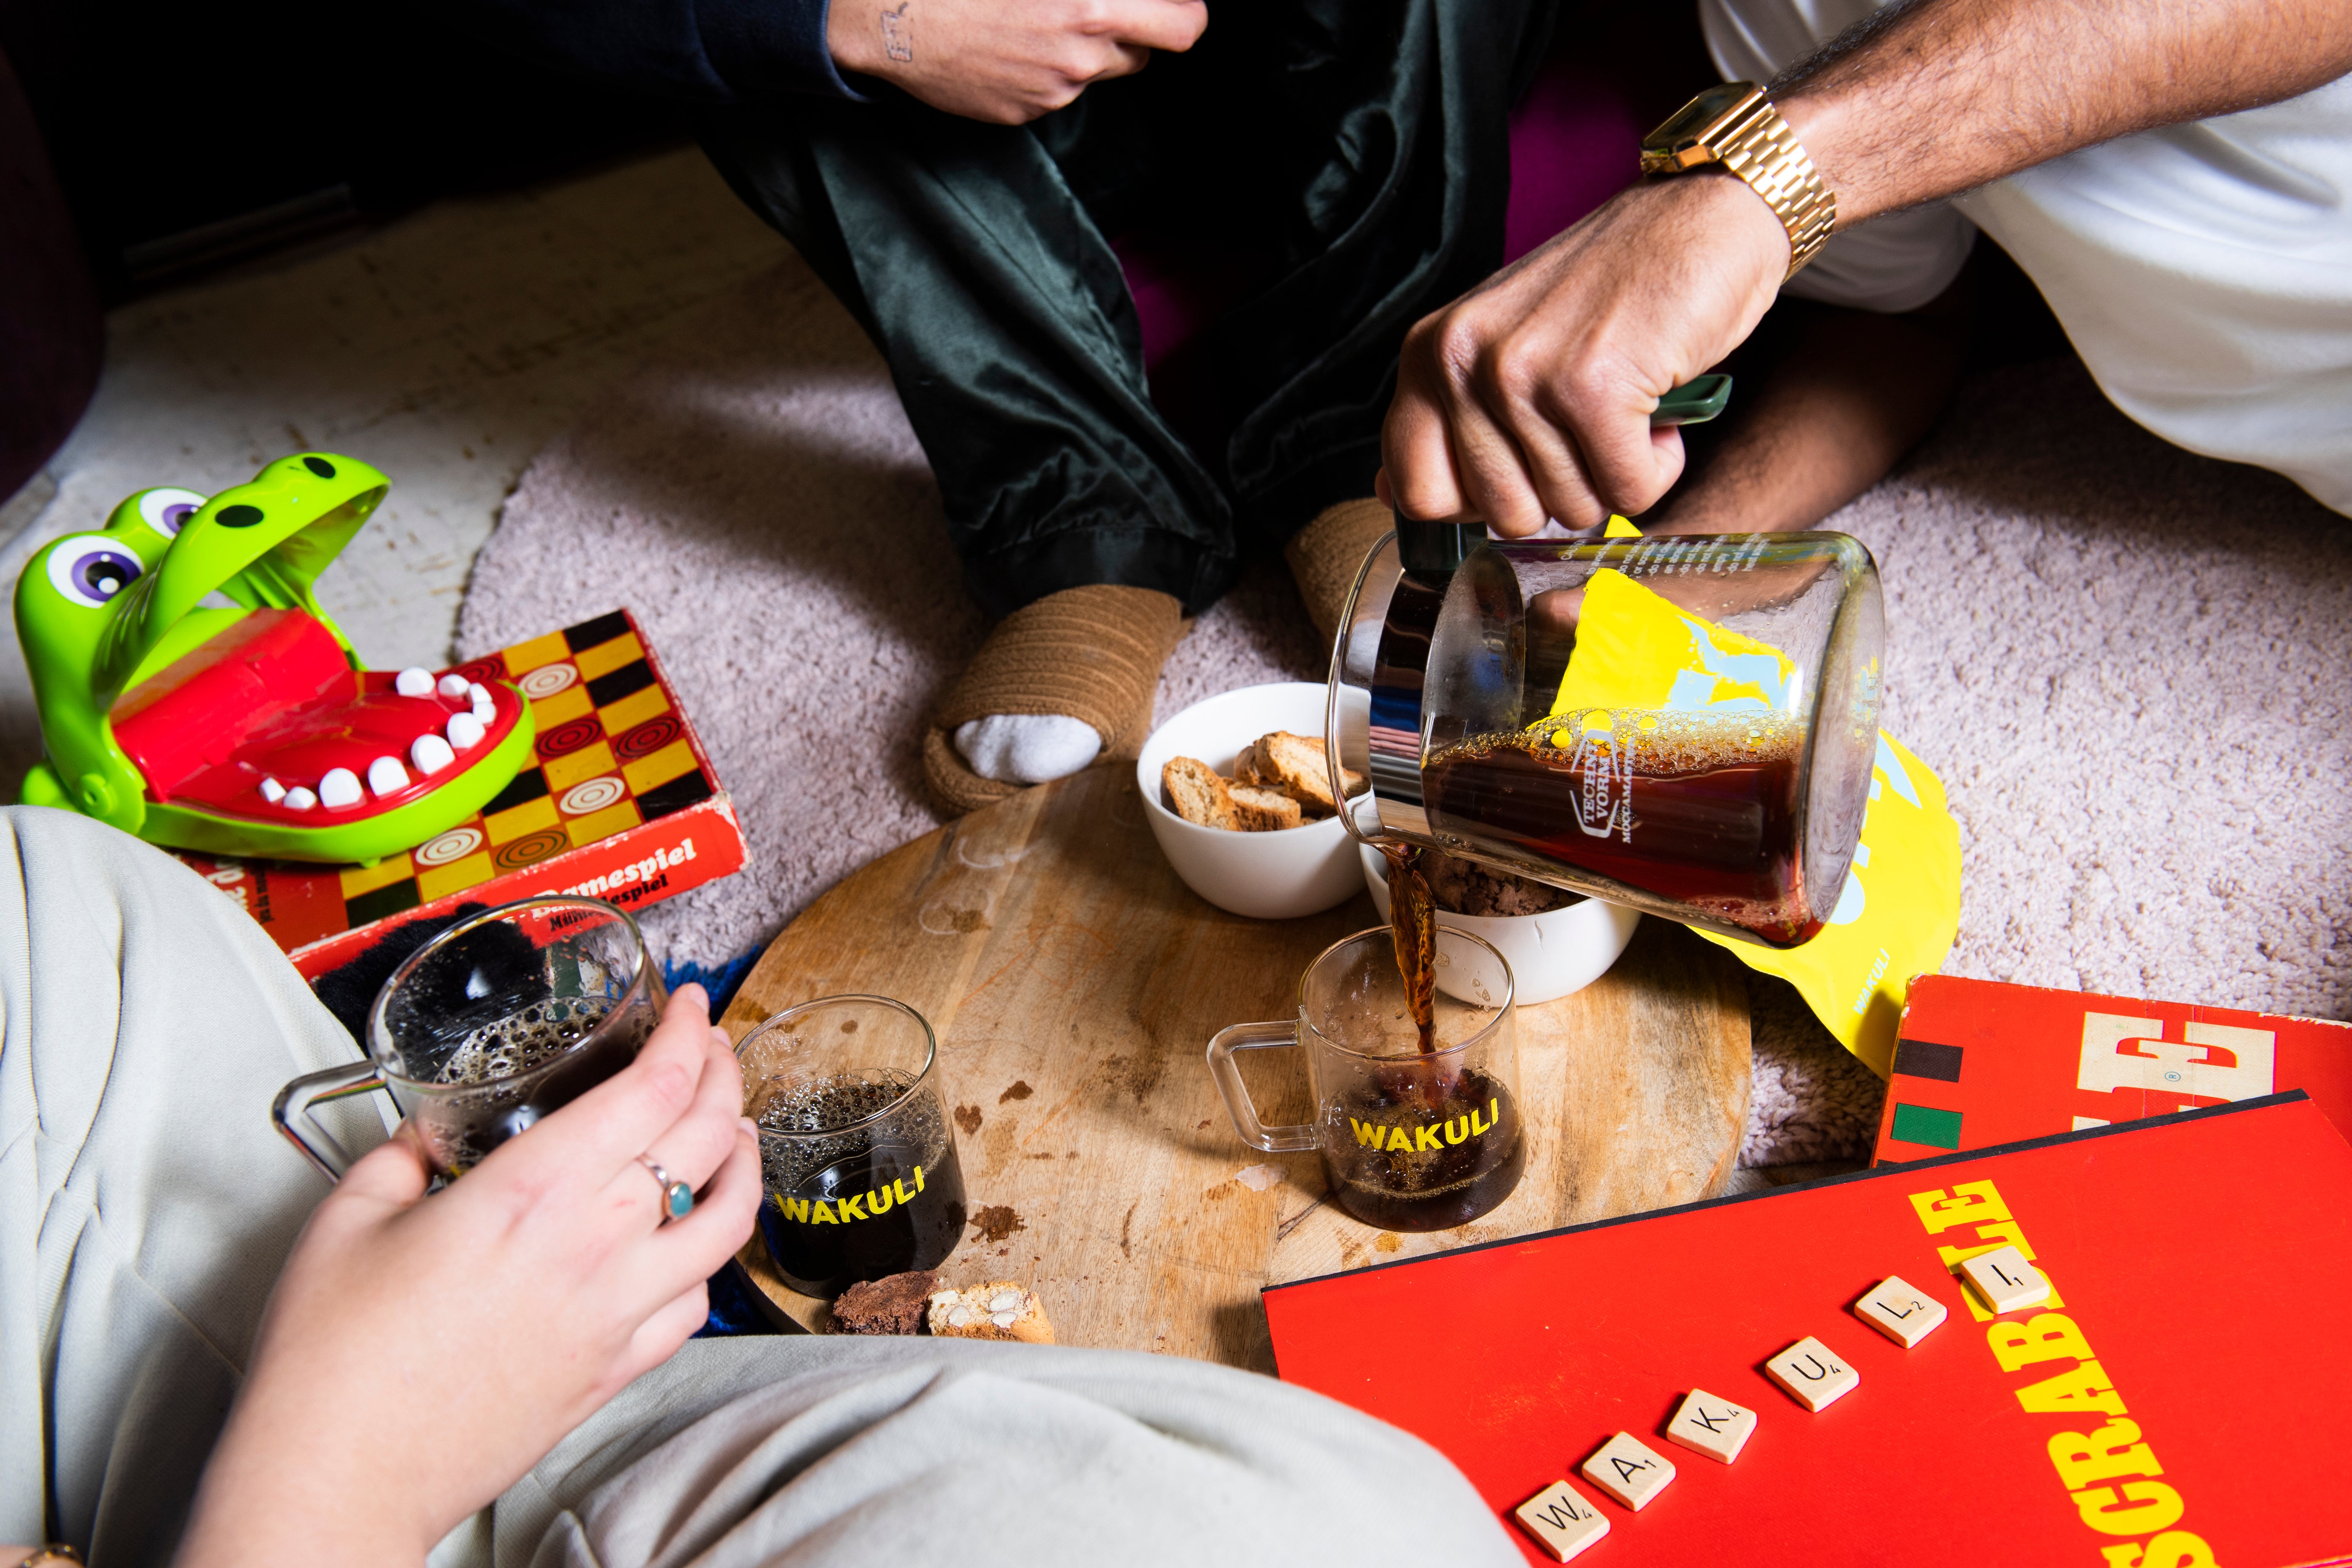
[954,714,1102,784]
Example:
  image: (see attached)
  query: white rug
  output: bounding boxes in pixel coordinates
[457,257,2352,1167]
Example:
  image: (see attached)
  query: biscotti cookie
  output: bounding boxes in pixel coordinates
[1229,784,1304,832]
[1161,757,1238,830]
[928,1281,1055,1344]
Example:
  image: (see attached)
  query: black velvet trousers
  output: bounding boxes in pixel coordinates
[699,0,1556,618]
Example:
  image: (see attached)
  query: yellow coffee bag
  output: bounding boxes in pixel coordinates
[1557,518,1960,1076]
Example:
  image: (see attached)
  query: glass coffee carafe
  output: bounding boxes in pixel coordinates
[1325,519,1884,949]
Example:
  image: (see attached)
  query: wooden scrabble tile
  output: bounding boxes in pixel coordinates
[1580,1430,1677,1510]
[1514,1480,1610,1561]
[1854,1275,1949,1348]
[1664,1389,1757,1464]
[1764,1336,1861,1412]
[1959,1245,2051,1315]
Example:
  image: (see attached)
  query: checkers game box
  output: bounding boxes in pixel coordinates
[174,610,745,977]
[1872,973,2352,1163]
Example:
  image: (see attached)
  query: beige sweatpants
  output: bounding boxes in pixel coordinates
[0,807,1519,1568]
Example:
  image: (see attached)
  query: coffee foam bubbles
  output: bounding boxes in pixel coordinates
[434,996,615,1086]
[1524,706,1807,775]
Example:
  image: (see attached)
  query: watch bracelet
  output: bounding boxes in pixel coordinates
[1710,95,1836,280]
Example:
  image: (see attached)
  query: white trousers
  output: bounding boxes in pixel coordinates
[0,806,1518,1567]
[1704,0,2352,516]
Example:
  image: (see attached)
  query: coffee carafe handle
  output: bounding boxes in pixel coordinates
[1391,373,1731,580]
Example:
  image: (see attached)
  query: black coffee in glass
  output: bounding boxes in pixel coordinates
[738,997,968,1299]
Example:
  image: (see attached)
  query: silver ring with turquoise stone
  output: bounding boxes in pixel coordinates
[637,1156,694,1225]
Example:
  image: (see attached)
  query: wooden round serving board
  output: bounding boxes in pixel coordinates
[723,763,1750,1372]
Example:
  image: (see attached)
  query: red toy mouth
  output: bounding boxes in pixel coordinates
[110,608,524,822]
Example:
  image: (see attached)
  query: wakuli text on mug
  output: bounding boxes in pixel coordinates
[740,996,968,1298]
[1209,926,1525,1232]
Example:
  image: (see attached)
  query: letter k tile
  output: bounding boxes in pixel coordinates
[1664,1389,1758,1464]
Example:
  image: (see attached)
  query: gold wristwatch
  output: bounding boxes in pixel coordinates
[1640,83,1835,280]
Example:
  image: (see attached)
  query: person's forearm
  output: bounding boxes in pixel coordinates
[1777,0,2352,226]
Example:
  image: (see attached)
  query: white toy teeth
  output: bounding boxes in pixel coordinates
[468,682,495,722]
[259,776,287,803]
[446,712,486,750]
[317,768,362,808]
[410,733,456,774]
[437,673,470,698]
[283,786,318,811]
[365,756,409,796]
[394,667,435,698]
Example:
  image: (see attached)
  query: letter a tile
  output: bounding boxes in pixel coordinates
[1959,1244,2051,1315]
[1664,1389,1757,1464]
[1764,1335,1861,1412]
[1854,1275,1949,1348]
[1513,1480,1610,1561]
[1580,1431,1676,1510]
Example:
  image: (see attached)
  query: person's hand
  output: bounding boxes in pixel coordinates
[828,0,1208,124]
[1378,172,1790,536]
[174,985,761,1568]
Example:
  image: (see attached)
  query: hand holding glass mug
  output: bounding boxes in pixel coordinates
[277,898,678,1181]
[179,979,761,1568]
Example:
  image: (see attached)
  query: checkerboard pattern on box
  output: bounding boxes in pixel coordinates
[177,610,745,977]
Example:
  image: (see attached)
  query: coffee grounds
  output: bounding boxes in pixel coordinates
[1417,846,1577,918]
[831,1270,938,1335]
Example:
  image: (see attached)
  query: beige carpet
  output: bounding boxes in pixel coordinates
[457,256,2352,1167]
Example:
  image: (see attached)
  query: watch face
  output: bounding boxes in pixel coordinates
[1645,82,1755,151]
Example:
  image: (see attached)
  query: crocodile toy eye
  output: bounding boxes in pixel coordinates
[46,535,144,608]
[136,487,207,539]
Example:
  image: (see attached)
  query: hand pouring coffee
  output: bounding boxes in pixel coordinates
[1338,375,1879,1035]
[1213,386,1888,1234]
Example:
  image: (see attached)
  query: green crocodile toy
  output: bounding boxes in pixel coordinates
[16,452,536,863]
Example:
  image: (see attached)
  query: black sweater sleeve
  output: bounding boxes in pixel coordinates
[470,0,867,103]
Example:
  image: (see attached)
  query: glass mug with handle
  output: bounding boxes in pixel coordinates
[736,995,969,1299]
[273,896,666,1180]
[1207,926,1524,1232]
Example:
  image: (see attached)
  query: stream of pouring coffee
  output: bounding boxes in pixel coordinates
[1379,842,1438,1055]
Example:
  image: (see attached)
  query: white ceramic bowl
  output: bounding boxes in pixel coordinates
[1136,682,1363,920]
[1361,846,1641,1005]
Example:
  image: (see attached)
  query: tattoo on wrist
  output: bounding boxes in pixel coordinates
[881,1,912,63]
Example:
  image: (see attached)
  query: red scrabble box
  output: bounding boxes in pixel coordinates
[1266,1096,2352,1567]
[174,609,745,978]
[1872,974,2352,1163]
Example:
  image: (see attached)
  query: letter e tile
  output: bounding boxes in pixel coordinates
[1580,1431,1676,1510]
[1513,1480,1610,1561]
[1664,1389,1757,1464]
[1764,1335,1861,1412]
[1959,1245,2051,1315]
[1854,1275,1948,1347]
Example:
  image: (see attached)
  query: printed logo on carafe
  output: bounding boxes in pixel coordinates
[1570,728,1635,842]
